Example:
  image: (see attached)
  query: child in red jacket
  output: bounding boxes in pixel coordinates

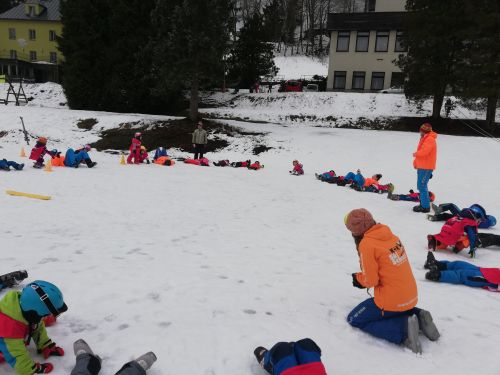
[29,137,56,168]
[248,161,263,170]
[388,189,435,202]
[290,160,304,175]
[127,132,142,164]
[254,338,327,375]
[427,208,480,257]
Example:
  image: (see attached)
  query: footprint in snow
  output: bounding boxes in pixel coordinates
[243,309,257,315]
[158,322,171,328]
[39,258,58,264]
[118,324,129,330]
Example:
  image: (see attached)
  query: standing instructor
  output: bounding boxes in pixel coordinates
[412,123,437,213]
[192,121,208,160]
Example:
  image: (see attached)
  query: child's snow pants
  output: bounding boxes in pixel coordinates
[263,338,323,375]
[438,261,497,288]
[64,149,89,167]
[71,353,146,375]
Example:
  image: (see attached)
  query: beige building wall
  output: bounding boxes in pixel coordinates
[375,0,406,12]
[327,30,406,90]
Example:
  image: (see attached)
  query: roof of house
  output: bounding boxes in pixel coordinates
[327,11,405,31]
[0,0,61,22]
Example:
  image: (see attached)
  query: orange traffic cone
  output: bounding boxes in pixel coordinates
[120,154,126,165]
[20,147,26,157]
[44,159,53,172]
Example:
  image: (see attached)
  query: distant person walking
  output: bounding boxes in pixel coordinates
[192,121,208,160]
[412,123,437,213]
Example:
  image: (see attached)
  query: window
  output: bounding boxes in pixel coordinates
[395,31,406,52]
[371,72,385,90]
[333,71,347,89]
[366,0,376,11]
[49,30,56,41]
[28,5,35,16]
[29,51,37,61]
[390,72,405,88]
[29,29,36,40]
[355,31,370,52]
[8,28,16,40]
[336,31,350,52]
[50,52,57,64]
[10,50,17,60]
[352,71,366,90]
[375,31,389,52]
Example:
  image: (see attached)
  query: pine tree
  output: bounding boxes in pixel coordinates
[396,0,467,119]
[228,12,277,89]
[455,0,499,129]
[58,0,112,110]
[0,0,11,14]
[150,0,234,121]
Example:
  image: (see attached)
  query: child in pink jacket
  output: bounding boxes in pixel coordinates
[127,132,142,164]
[290,160,304,175]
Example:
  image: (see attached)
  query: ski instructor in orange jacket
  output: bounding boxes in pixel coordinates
[345,208,440,354]
[412,123,438,213]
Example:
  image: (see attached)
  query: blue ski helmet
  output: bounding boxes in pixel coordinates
[469,204,487,220]
[487,215,497,228]
[20,280,67,318]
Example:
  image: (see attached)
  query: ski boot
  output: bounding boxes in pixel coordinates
[427,235,437,251]
[0,270,28,289]
[417,310,440,341]
[403,315,422,354]
[425,268,441,281]
[134,352,157,371]
[33,162,44,169]
[431,203,441,214]
[413,205,430,213]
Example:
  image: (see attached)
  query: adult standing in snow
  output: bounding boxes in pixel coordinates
[192,121,208,160]
[412,123,438,213]
[344,208,440,354]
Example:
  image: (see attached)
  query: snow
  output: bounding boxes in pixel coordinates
[1,99,500,375]
[201,92,500,125]
[274,54,329,80]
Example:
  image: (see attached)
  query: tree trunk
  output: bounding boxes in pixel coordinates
[189,73,199,121]
[432,93,444,119]
[486,95,498,131]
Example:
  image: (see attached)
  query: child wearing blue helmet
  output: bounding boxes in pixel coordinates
[428,203,496,229]
[0,280,67,374]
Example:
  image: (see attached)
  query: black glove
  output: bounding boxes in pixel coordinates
[146,159,150,164]
[352,273,365,289]
[33,362,53,374]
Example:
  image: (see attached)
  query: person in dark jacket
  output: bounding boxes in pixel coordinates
[428,203,496,229]
[192,121,208,159]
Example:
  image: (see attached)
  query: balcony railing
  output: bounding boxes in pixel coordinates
[0,51,59,65]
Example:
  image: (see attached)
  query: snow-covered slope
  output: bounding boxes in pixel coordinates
[201,92,499,125]
[1,103,500,375]
[274,54,328,79]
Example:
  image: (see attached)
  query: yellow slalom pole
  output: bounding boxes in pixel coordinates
[6,190,52,200]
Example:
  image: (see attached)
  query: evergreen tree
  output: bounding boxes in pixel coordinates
[396,0,467,119]
[59,0,162,113]
[228,12,277,89]
[456,0,499,129]
[0,0,11,14]
[150,0,233,121]
[58,0,111,111]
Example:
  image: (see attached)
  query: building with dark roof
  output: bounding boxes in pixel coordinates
[326,0,407,91]
[0,0,62,82]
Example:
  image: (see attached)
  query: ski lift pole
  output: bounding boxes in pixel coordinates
[20,116,30,145]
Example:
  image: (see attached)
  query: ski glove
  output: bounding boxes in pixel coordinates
[40,343,64,359]
[352,273,365,289]
[33,362,54,374]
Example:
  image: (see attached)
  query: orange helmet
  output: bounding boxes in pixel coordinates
[38,137,47,145]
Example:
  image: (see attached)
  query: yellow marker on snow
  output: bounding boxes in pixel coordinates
[20,147,26,158]
[6,190,52,200]
[120,154,126,165]
[44,159,53,172]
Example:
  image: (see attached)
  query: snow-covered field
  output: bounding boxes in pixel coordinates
[1,100,500,375]
[274,55,328,80]
[201,92,499,126]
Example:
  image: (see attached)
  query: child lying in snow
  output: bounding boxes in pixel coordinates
[337,170,393,193]
[289,160,304,175]
[231,160,251,168]
[388,189,435,203]
[154,156,174,166]
[213,160,230,167]
[0,159,24,171]
[428,203,496,229]
[315,170,338,183]
[424,252,500,292]
[427,208,484,257]
[184,158,209,166]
